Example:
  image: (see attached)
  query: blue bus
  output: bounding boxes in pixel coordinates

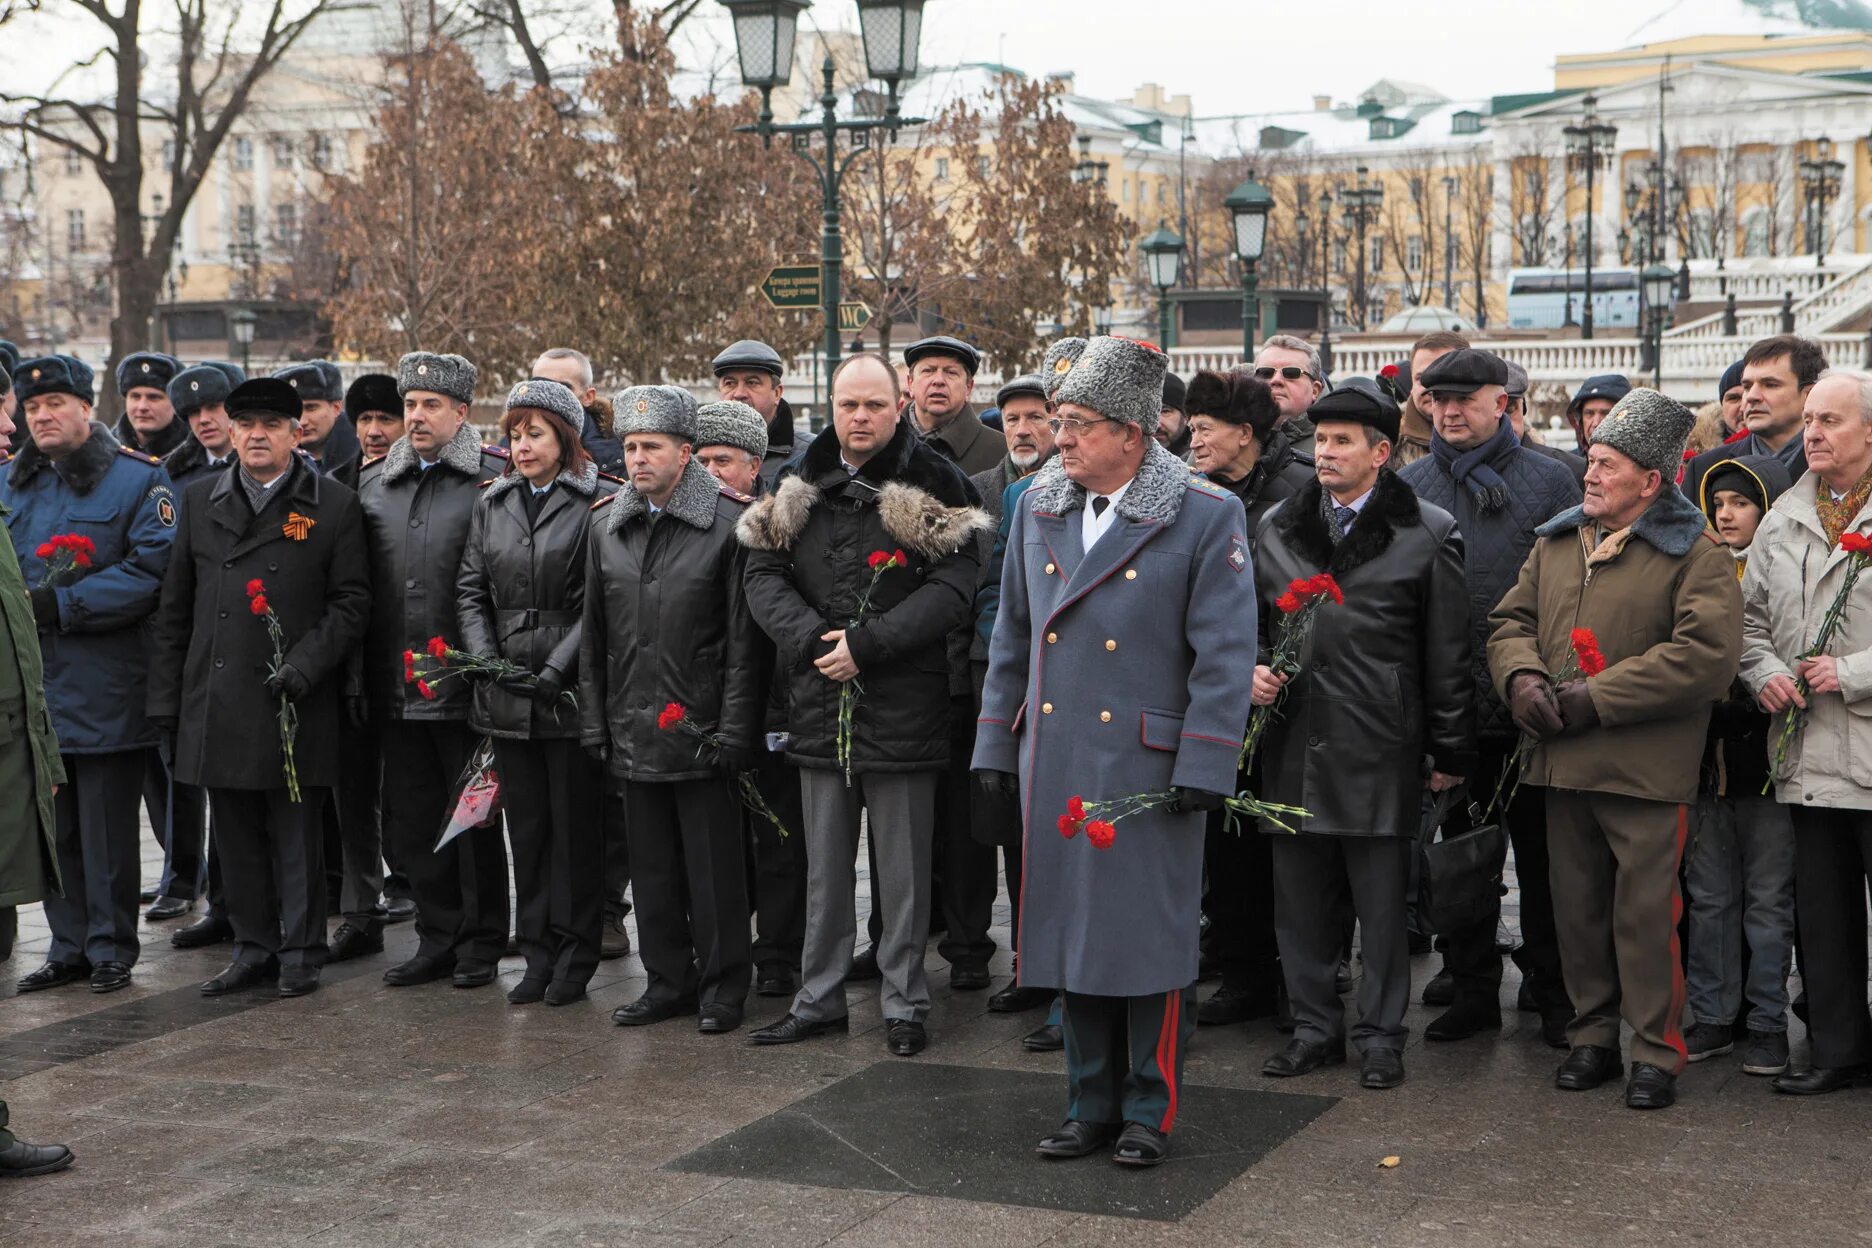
[1506,267,1642,331]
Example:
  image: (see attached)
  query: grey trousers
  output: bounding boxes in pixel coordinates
[1270,833,1412,1053]
[793,768,936,1025]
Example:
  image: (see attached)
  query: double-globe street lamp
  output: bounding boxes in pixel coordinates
[1563,92,1617,340]
[1139,223,1185,349]
[1338,166,1382,331]
[1223,178,1273,358]
[722,0,927,385]
[1800,137,1845,269]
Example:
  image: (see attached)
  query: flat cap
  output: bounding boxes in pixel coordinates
[397,351,477,405]
[695,399,769,460]
[226,377,303,422]
[116,351,181,396]
[273,360,344,403]
[614,384,698,443]
[1417,348,1509,396]
[1040,337,1088,399]
[1307,376,1400,443]
[1590,387,1696,477]
[1051,336,1168,435]
[712,339,785,378]
[15,355,95,406]
[345,373,400,417]
[995,374,1047,408]
[168,363,239,416]
[904,335,981,375]
[1568,373,1631,415]
[505,378,584,430]
[1503,360,1529,399]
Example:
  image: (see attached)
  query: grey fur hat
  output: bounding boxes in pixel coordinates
[615,384,699,442]
[1041,337,1088,399]
[1590,387,1696,477]
[505,378,584,430]
[397,351,477,404]
[695,399,768,460]
[1051,336,1168,435]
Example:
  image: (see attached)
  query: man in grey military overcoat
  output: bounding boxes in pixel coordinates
[974,336,1257,1168]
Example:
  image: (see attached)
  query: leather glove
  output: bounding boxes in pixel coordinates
[496,668,539,696]
[974,768,1020,801]
[716,740,759,773]
[531,668,566,706]
[1555,679,1600,736]
[149,716,178,768]
[344,694,369,729]
[28,587,57,632]
[1508,671,1565,741]
[583,740,610,766]
[265,663,310,702]
[1170,787,1227,815]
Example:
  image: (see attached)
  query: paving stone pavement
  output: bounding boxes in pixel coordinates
[4,821,1872,1246]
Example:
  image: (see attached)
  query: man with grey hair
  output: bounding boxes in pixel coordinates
[1252,335,1325,440]
[1740,366,1872,1094]
[533,347,623,473]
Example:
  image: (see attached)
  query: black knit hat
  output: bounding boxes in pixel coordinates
[1162,371,1187,413]
[345,373,400,418]
[226,377,303,422]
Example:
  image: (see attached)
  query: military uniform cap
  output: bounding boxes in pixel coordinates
[695,399,768,460]
[1590,387,1696,477]
[615,384,698,442]
[397,351,477,405]
[272,360,344,403]
[505,378,584,430]
[711,339,785,379]
[168,363,238,417]
[116,351,181,397]
[1041,337,1088,399]
[1051,336,1167,435]
[15,355,96,406]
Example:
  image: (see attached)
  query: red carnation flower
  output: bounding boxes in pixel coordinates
[1066,795,1086,822]
[403,649,416,682]
[1310,573,1344,604]
[33,542,52,559]
[1379,363,1399,379]
[1085,820,1116,850]
[249,595,269,616]
[892,549,906,567]
[246,579,265,598]
[426,636,449,660]
[1569,627,1607,678]
[1057,814,1080,839]
[416,679,435,700]
[658,702,687,731]
[1276,591,1302,614]
[1842,532,1872,556]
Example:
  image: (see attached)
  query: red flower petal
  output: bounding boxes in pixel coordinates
[426,636,449,660]
[1057,814,1080,839]
[249,595,269,616]
[33,542,52,559]
[403,650,416,681]
[246,579,265,597]
[1066,795,1086,821]
[1842,532,1872,555]
[1276,591,1301,614]
[1085,820,1116,850]
[416,679,435,700]
[658,702,687,731]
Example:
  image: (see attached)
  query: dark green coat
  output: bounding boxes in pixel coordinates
[0,497,66,907]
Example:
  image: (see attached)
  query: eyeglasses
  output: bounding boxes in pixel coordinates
[1253,366,1314,381]
[1047,416,1115,436]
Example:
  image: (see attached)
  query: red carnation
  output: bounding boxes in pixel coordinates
[249,594,269,616]
[1842,532,1872,556]
[1085,820,1116,850]
[868,549,904,570]
[1276,591,1302,614]
[1379,363,1399,379]
[1569,627,1607,678]
[416,679,435,700]
[33,542,52,560]
[426,636,449,661]
[403,649,416,681]
[658,702,687,731]
[1067,795,1086,822]
[1310,574,1344,604]
[246,579,265,598]
[1057,814,1081,839]
[892,549,906,567]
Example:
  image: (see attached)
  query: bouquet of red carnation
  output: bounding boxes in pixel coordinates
[1239,573,1344,770]
[1057,785,1313,850]
[833,549,905,785]
[658,701,790,838]
[1765,532,1872,792]
[405,634,577,710]
[1497,627,1604,814]
[34,533,95,589]
[246,579,302,802]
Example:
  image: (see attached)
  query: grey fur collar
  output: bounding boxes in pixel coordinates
[382,421,484,484]
[1023,439,1191,528]
[736,473,991,560]
[484,456,600,500]
[609,459,721,533]
[1536,482,1712,557]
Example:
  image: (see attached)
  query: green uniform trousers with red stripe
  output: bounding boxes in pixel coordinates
[1546,789,1689,1074]
[1061,986,1197,1133]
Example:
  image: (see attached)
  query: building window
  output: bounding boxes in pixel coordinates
[934,157,949,181]
[1370,237,1385,273]
[161,139,176,168]
[310,133,333,170]
[1742,208,1769,258]
[1452,111,1481,135]
[1332,238,1348,273]
[65,208,85,252]
[274,202,298,246]
[272,135,294,166]
[977,155,990,178]
[232,137,253,172]
[1406,235,1423,271]
[1121,180,1130,203]
[235,204,256,245]
[63,148,82,176]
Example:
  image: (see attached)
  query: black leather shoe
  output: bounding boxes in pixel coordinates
[1773,1064,1872,1095]
[16,961,87,993]
[698,1004,744,1034]
[612,995,696,1026]
[1540,1008,1572,1049]
[507,978,548,1005]
[949,963,991,991]
[277,966,320,998]
[886,1019,928,1056]
[1425,999,1502,1042]
[0,1135,75,1178]
[1021,1023,1063,1052]
[599,913,631,961]
[1555,1045,1624,1091]
[755,969,795,998]
[1421,967,1455,1006]
[90,961,132,993]
[1112,1122,1170,1167]
[138,885,159,904]
[1035,1119,1120,1159]
[1625,1062,1677,1109]
[172,914,233,950]
[1197,986,1276,1026]
[200,961,267,996]
[1262,1038,1347,1078]
[848,947,881,981]
[544,980,587,1007]
[452,960,497,988]
[988,984,1053,1014]
[145,894,193,921]
[749,1012,849,1045]
[383,896,417,924]
[1360,1047,1406,1089]
[326,919,384,963]
[382,954,455,987]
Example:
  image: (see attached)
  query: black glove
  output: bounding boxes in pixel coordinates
[264,663,310,702]
[28,587,57,631]
[716,740,759,773]
[149,716,178,768]
[531,668,565,706]
[1508,671,1565,741]
[1170,787,1227,815]
[583,740,609,766]
[974,768,1020,801]
[496,668,539,696]
[1555,679,1600,736]
[344,694,369,729]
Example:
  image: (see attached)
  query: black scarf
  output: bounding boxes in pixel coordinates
[1430,414,1517,514]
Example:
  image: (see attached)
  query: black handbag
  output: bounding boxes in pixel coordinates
[1412,787,1508,936]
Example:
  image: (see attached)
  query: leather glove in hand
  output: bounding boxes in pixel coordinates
[149,716,178,767]
[1508,671,1564,740]
[1554,680,1600,736]
[28,587,57,631]
[1170,787,1227,815]
[264,663,310,702]
[529,668,565,706]
[496,669,539,696]
[974,769,1020,801]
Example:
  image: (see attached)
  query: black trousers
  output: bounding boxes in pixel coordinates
[497,738,603,988]
[45,750,144,968]
[1789,806,1872,1069]
[602,777,632,920]
[328,712,385,923]
[1062,987,1197,1131]
[936,693,997,969]
[1202,790,1281,999]
[210,786,328,969]
[1440,748,1568,1012]
[143,750,207,901]
[381,720,508,964]
[624,776,752,1008]
[749,750,807,977]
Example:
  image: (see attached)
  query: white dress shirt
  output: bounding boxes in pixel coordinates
[1081,476,1135,552]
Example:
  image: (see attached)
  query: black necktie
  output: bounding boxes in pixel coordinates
[1091,496,1110,518]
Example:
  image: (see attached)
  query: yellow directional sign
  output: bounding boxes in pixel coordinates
[761,264,821,309]
[837,302,873,333]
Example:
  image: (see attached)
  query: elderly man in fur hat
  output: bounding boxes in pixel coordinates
[975,337,1257,1167]
[741,354,988,1057]
[1490,387,1741,1111]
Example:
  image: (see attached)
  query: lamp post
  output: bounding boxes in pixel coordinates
[1799,136,1844,268]
[1224,178,1272,359]
[1640,262,1675,389]
[1339,165,1383,330]
[723,0,926,386]
[1564,92,1617,340]
[1441,174,1456,310]
[1139,223,1184,349]
[1561,220,1576,327]
[1317,190,1334,372]
[1071,134,1109,186]
[1294,203,1311,288]
[227,306,256,376]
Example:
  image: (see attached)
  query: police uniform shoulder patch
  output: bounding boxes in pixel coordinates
[482,444,510,459]
[120,445,161,465]
[717,482,755,504]
[1186,474,1228,500]
[478,478,496,488]
[596,471,627,486]
[1227,534,1248,574]
[590,495,616,511]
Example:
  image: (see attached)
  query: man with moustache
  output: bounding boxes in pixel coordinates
[713,340,798,488]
